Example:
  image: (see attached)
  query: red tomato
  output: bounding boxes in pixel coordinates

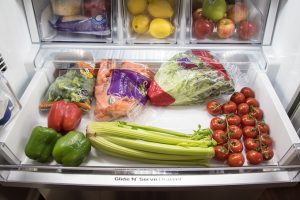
[237,103,250,116]
[222,101,237,114]
[259,134,273,146]
[244,138,260,151]
[210,117,227,131]
[257,122,270,134]
[207,100,223,116]
[243,126,258,138]
[241,87,255,98]
[229,139,243,153]
[228,125,243,140]
[250,107,264,120]
[227,153,245,167]
[246,150,263,165]
[212,130,228,145]
[226,114,241,126]
[246,97,260,107]
[214,145,229,161]
[230,92,246,105]
[241,114,256,126]
[261,146,274,160]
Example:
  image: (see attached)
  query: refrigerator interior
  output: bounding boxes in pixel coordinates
[0,0,300,186]
[0,47,298,176]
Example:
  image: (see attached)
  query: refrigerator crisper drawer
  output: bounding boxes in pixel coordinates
[1,47,300,186]
[29,0,115,43]
[26,0,275,44]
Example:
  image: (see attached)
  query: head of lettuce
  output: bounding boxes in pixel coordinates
[148,50,235,106]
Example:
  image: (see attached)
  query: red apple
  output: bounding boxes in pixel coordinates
[217,18,235,39]
[238,20,257,40]
[193,8,204,20]
[193,18,214,39]
[227,2,249,24]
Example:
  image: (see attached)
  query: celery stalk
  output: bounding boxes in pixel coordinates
[87,122,213,147]
[100,148,209,166]
[88,136,211,161]
[103,135,214,157]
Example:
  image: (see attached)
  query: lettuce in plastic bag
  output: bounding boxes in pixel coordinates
[148,50,235,106]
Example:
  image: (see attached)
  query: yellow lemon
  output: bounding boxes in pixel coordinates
[147,0,174,18]
[149,18,175,39]
[132,15,150,34]
[127,0,147,15]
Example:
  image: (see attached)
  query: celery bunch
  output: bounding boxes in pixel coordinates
[87,121,216,166]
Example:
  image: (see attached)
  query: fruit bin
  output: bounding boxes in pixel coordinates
[189,0,267,44]
[122,0,181,44]
[1,47,299,174]
[31,0,114,43]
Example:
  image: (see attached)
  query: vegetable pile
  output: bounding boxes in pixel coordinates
[87,121,216,165]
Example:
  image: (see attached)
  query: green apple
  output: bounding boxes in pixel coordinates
[203,0,227,22]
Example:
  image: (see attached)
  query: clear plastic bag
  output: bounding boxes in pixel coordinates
[148,50,236,106]
[40,62,96,110]
[94,59,154,121]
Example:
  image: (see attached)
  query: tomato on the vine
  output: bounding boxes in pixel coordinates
[246,97,260,107]
[222,101,237,114]
[228,125,243,139]
[259,134,273,146]
[244,138,260,151]
[250,107,264,120]
[212,130,228,145]
[226,114,241,126]
[227,153,245,167]
[210,117,227,131]
[230,92,246,105]
[257,122,270,134]
[247,150,263,165]
[214,145,229,161]
[237,103,250,116]
[261,146,274,160]
[241,114,256,126]
[229,139,243,153]
[243,126,258,138]
[207,100,223,116]
[241,87,255,98]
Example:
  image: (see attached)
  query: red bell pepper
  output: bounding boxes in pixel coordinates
[48,101,82,134]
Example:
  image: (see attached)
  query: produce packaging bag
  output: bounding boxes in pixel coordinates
[148,50,235,106]
[94,59,154,121]
[40,62,96,110]
[50,0,111,36]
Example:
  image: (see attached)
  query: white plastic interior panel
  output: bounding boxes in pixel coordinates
[271,0,300,110]
[0,0,34,98]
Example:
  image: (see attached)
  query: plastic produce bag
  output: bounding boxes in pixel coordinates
[148,50,235,106]
[94,59,154,121]
[50,14,111,36]
[50,0,111,36]
[40,62,96,110]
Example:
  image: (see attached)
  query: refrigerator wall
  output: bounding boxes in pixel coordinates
[271,0,300,111]
[0,0,36,98]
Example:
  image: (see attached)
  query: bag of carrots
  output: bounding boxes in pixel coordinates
[94,59,154,121]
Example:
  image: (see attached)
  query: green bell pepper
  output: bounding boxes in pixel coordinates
[52,131,91,166]
[25,126,61,163]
